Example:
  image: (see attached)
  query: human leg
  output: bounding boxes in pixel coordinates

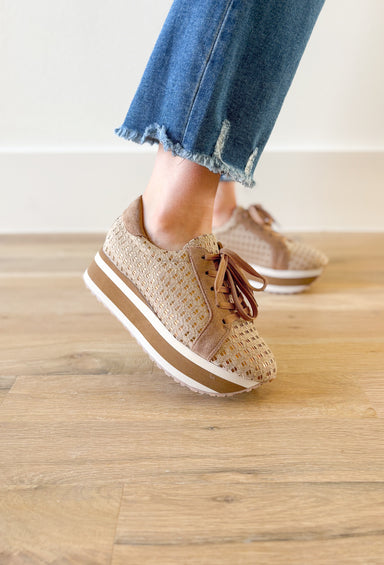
[212,180,237,230]
[84,0,326,394]
[117,0,326,269]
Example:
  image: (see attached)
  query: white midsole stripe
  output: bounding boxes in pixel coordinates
[83,271,215,394]
[251,281,308,294]
[251,263,323,279]
[94,252,254,389]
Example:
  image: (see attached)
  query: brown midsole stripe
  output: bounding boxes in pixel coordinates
[87,256,245,394]
[249,273,318,286]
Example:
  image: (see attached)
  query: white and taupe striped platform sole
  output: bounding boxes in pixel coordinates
[248,264,324,294]
[83,249,268,396]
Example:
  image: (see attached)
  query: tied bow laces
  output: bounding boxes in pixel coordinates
[248,204,290,246]
[248,204,278,227]
[203,245,266,323]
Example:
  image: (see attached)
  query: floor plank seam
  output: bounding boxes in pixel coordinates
[109,484,125,565]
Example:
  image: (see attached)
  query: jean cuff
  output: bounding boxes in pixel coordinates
[114,123,255,188]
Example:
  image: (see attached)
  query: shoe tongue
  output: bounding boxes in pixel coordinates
[184,233,219,254]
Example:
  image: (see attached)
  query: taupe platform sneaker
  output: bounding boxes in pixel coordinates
[213,204,328,294]
[83,196,276,396]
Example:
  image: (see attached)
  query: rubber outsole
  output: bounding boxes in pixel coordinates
[248,263,324,294]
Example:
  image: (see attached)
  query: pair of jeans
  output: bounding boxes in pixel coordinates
[114,0,325,188]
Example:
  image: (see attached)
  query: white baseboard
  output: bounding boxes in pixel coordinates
[0,149,383,232]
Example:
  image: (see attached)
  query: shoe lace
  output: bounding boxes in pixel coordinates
[203,244,266,323]
[248,204,289,244]
[248,204,278,228]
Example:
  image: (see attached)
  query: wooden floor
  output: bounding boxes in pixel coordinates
[0,232,384,564]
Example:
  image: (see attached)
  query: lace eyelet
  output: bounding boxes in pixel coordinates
[205,271,208,275]
[210,286,214,291]
[222,319,226,325]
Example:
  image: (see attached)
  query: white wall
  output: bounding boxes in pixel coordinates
[1,0,383,232]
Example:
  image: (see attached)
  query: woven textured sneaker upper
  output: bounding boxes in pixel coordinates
[83,196,277,396]
[213,204,329,294]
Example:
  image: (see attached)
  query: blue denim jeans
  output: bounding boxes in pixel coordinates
[114,0,325,187]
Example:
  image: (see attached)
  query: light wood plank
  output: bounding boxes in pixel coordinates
[0,233,103,275]
[0,419,383,488]
[1,484,122,564]
[112,480,384,564]
[0,366,375,423]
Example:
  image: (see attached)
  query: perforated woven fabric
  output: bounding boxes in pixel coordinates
[286,239,328,270]
[211,319,276,383]
[215,207,328,271]
[187,233,219,255]
[215,215,275,268]
[103,216,211,347]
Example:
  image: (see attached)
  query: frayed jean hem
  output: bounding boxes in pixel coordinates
[114,123,256,188]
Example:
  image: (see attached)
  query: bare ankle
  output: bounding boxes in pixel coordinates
[212,180,237,229]
[143,211,196,250]
[141,144,220,250]
[142,197,215,250]
[212,206,236,230]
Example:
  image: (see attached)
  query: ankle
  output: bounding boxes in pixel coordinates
[141,145,221,249]
[212,180,237,230]
[142,199,213,250]
[212,205,236,230]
